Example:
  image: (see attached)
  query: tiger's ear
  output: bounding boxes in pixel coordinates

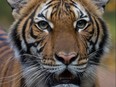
[7,0,28,19]
[92,0,109,13]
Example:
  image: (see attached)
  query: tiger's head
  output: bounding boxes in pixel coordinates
[8,0,109,87]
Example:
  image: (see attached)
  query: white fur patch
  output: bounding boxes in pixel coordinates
[52,84,80,87]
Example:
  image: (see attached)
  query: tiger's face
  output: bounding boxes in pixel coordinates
[8,0,109,87]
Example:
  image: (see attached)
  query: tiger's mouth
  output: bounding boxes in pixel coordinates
[49,69,81,87]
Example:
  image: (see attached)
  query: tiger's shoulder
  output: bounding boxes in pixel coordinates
[0,28,23,87]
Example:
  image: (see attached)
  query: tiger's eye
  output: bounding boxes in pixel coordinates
[37,21,50,30]
[76,20,87,29]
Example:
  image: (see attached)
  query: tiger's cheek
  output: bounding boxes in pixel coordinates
[41,36,56,65]
[79,24,93,39]
[78,25,94,53]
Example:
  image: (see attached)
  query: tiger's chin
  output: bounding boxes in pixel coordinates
[50,81,80,87]
[49,78,80,87]
[48,69,81,87]
[51,84,80,87]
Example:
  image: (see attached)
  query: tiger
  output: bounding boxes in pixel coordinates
[0,0,110,87]
[0,28,23,87]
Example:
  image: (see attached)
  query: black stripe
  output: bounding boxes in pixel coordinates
[94,18,100,45]
[98,18,108,49]
[37,46,44,53]
[89,16,100,54]
[44,4,53,11]
[90,18,108,63]
[37,42,47,53]
[0,34,7,36]
[0,38,7,41]
[22,11,39,53]
[22,18,31,53]
[21,12,35,51]
[71,4,83,18]
[30,9,39,39]
[70,0,77,6]
[10,21,22,53]
[19,6,40,53]
[38,14,48,20]
[0,42,9,48]
[30,28,38,39]
[46,0,53,5]
[28,39,43,48]
[88,18,94,39]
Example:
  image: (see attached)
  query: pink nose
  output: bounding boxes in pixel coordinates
[55,52,77,64]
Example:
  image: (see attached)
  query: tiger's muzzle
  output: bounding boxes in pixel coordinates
[47,52,83,87]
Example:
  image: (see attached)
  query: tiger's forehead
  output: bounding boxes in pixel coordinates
[34,0,89,22]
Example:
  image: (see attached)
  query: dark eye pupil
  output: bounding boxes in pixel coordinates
[40,21,47,26]
[77,20,87,29]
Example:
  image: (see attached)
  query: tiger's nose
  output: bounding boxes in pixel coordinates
[55,52,77,64]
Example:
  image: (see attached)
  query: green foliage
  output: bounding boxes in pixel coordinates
[104,12,116,41]
[0,0,13,30]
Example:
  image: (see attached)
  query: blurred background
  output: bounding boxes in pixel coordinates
[0,0,115,72]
